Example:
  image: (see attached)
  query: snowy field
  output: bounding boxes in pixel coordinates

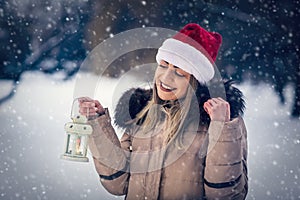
[0,71,299,200]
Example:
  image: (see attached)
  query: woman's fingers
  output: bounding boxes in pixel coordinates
[203,101,212,114]
[78,97,93,103]
[79,106,98,114]
[80,101,94,107]
[203,97,230,122]
[217,97,226,102]
[78,97,104,117]
[93,100,105,114]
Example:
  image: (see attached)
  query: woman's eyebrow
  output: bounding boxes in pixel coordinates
[161,60,179,68]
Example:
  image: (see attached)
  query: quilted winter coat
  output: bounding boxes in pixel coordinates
[88,83,248,200]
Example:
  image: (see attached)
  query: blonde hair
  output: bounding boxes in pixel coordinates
[136,76,199,146]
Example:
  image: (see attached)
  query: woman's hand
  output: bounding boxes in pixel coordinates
[78,97,105,118]
[203,97,230,122]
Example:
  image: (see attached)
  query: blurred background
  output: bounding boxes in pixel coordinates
[0,0,299,199]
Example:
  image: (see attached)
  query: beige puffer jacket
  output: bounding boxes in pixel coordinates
[88,108,248,200]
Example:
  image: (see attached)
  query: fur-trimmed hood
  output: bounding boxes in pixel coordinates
[114,81,245,130]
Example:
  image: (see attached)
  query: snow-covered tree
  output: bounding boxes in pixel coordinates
[0,0,92,103]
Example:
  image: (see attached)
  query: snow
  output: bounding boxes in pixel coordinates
[0,71,299,199]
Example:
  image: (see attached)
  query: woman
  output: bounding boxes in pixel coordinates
[79,23,248,199]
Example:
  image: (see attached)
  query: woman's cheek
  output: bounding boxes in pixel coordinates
[175,80,189,99]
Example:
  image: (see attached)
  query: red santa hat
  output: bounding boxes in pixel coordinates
[156,23,222,83]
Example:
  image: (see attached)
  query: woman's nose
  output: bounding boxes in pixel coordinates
[161,66,175,82]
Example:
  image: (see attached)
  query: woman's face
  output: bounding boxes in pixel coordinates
[155,60,191,101]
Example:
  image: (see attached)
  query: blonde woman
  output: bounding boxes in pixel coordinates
[79,23,248,199]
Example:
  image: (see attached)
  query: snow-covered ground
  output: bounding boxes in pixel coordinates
[0,71,299,200]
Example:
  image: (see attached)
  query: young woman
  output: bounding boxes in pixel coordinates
[79,23,248,199]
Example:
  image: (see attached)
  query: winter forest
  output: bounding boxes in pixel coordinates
[0,0,299,199]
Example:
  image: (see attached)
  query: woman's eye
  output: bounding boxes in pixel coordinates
[158,64,185,77]
[175,70,185,77]
[159,64,168,69]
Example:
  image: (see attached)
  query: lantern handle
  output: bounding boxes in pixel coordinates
[70,97,90,120]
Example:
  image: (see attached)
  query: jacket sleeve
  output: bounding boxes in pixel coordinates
[88,108,132,196]
[204,117,248,200]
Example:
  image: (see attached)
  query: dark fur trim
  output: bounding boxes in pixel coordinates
[224,80,246,118]
[114,81,245,129]
[114,88,152,129]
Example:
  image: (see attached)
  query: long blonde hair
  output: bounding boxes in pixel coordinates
[136,76,200,146]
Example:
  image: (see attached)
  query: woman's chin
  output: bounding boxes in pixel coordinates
[157,91,176,101]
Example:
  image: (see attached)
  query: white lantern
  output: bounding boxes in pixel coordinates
[61,99,93,162]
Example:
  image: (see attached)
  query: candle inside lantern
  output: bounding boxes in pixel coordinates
[76,137,81,155]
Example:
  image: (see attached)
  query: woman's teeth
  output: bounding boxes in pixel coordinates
[161,82,174,90]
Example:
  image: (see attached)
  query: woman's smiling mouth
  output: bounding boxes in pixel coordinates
[160,81,176,92]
